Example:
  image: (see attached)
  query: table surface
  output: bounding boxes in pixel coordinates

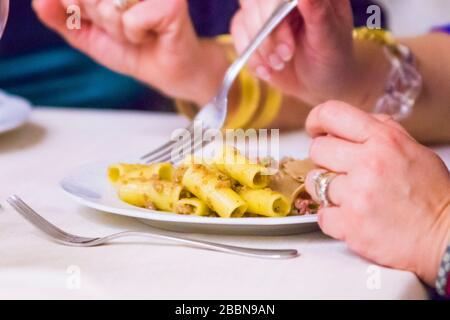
[1,107,449,300]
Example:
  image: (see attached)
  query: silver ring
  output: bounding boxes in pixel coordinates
[113,0,139,10]
[312,171,337,207]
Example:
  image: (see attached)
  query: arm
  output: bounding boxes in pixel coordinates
[360,33,450,144]
[231,0,450,144]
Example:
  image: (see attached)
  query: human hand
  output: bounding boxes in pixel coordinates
[304,101,450,286]
[231,0,386,108]
[33,0,229,105]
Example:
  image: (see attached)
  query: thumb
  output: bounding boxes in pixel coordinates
[32,0,69,35]
[32,0,92,50]
[297,0,353,50]
[33,0,140,76]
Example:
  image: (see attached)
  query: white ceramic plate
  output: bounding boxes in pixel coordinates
[0,91,32,134]
[61,160,318,235]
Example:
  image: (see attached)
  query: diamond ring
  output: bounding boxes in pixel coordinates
[312,171,337,207]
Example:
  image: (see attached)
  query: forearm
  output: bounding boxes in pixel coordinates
[399,34,450,144]
[348,34,450,144]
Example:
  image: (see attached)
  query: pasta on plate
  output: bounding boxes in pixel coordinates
[107,146,319,218]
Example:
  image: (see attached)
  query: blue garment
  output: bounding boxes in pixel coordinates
[0,0,381,110]
[433,24,450,34]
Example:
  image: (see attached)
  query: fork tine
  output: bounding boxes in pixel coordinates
[142,125,197,163]
[140,139,177,163]
[140,124,193,162]
[8,196,68,237]
[7,195,76,242]
[159,127,212,164]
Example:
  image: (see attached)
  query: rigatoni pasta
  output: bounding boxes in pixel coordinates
[182,164,247,218]
[117,178,186,211]
[107,145,319,218]
[214,145,269,189]
[175,198,210,216]
[238,187,291,217]
[108,163,173,183]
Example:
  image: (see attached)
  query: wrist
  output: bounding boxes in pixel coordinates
[182,39,230,106]
[344,39,390,111]
[416,200,450,287]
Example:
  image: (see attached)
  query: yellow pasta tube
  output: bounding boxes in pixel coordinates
[175,198,210,216]
[108,164,143,184]
[117,179,185,211]
[214,145,269,189]
[126,163,173,181]
[108,163,173,183]
[238,187,291,217]
[182,165,247,218]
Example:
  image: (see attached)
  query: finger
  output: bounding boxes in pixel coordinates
[122,0,188,44]
[231,11,272,81]
[252,0,295,70]
[34,0,138,75]
[305,169,346,206]
[309,136,360,173]
[329,0,353,23]
[297,0,350,51]
[318,207,346,240]
[238,0,278,72]
[372,114,412,137]
[61,0,90,21]
[272,18,296,64]
[61,0,82,9]
[253,0,288,71]
[306,101,384,143]
[79,0,103,23]
[96,0,126,40]
[35,0,76,34]
[60,0,85,16]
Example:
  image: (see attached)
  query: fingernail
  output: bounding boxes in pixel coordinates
[256,66,271,81]
[269,54,285,71]
[276,43,294,62]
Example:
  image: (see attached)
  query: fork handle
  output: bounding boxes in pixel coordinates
[87,231,299,259]
[218,0,298,98]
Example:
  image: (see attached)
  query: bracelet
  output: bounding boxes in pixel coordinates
[216,35,284,129]
[436,242,450,296]
[353,27,423,121]
[250,81,283,129]
[175,35,260,129]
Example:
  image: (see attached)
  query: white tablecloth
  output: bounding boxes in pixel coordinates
[2,107,448,300]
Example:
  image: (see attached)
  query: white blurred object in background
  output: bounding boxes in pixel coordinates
[377,0,450,36]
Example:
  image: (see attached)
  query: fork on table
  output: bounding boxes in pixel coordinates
[7,195,299,259]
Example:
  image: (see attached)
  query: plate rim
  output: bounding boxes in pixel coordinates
[0,92,32,134]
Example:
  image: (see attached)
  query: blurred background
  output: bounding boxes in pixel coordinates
[0,0,448,111]
[377,0,450,36]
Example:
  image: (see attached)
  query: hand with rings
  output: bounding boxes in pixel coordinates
[304,101,450,287]
[32,0,230,106]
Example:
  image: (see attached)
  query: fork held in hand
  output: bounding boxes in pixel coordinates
[7,195,299,259]
[140,0,298,164]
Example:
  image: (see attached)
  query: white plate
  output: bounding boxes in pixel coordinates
[60,160,319,236]
[0,92,32,134]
